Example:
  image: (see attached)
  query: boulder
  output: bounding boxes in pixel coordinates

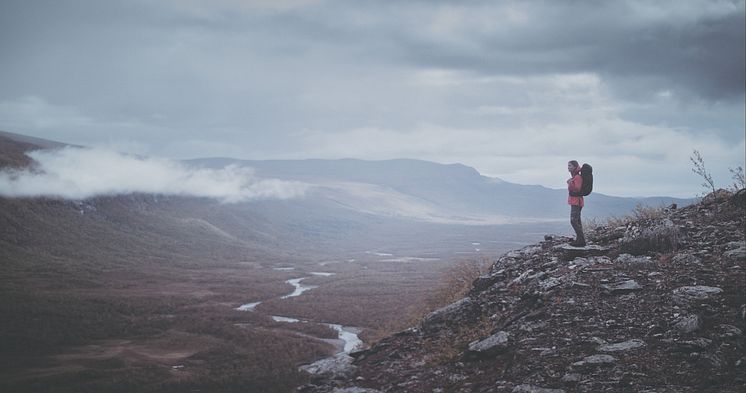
[724,241,746,261]
[512,385,565,393]
[717,324,743,338]
[465,331,510,359]
[554,244,609,261]
[299,353,356,380]
[620,218,679,255]
[571,354,617,368]
[422,298,478,333]
[473,271,506,292]
[672,286,723,306]
[598,339,646,352]
[673,314,701,334]
[698,353,725,369]
[671,253,702,266]
[332,388,383,393]
[570,256,612,268]
[615,253,656,268]
[601,280,643,293]
[731,188,746,207]
[560,373,581,383]
[673,337,712,353]
[539,277,563,291]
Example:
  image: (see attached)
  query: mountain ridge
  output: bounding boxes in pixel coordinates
[0,131,695,223]
[187,156,695,221]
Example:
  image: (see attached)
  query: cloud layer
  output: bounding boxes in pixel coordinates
[0,0,743,198]
[0,147,309,202]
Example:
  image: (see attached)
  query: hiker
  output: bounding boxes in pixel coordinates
[567,160,586,247]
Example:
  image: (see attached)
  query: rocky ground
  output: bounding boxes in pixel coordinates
[297,190,746,393]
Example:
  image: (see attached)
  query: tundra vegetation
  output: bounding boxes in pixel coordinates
[1,194,553,393]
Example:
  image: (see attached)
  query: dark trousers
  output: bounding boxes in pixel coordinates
[570,205,585,244]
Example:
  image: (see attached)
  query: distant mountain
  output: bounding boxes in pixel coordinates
[187,157,695,223]
[0,131,555,255]
[0,130,69,149]
[0,130,694,224]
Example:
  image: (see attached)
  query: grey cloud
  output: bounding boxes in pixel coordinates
[0,0,742,198]
[384,1,745,101]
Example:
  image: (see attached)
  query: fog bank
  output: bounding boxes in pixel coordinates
[0,147,309,202]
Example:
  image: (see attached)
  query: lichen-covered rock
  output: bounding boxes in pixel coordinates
[724,241,746,261]
[569,255,612,269]
[601,279,642,293]
[701,189,733,205]
[472,270,506,292]
[672,337,712,353]
[673,314,702,334]
[465,331,510,359]
[615,253,656,268]
[538,276,563,291]
[554,244,609,260]
[299,353,356,379]
[332,388,383,393]
[671,253,702,266]
[598,339,646,352]
[672,286,723,306]
[620,218,679,255]
[717,324,743,338]
[560,373,581,383]
[421,298,478,333]
[571,354,617,368]
[512,384,565,393]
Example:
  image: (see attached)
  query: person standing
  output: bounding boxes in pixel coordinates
[567,160,586,247]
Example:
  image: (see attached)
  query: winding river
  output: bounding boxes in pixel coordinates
[237,272,363,354]
[280,277,317,299]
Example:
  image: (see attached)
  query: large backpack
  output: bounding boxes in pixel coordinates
[570,163,593,197]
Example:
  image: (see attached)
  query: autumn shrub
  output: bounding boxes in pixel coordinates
[426,258,491,310]
[415,259,489,329]
[603,203,667,228]
[619,218,679,255]
[421,314,493,366]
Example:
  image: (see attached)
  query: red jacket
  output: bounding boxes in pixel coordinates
[568,173,584,207]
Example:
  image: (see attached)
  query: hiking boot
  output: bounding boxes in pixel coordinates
[569,240,587,247]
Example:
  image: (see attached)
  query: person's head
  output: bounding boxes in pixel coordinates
[567,160,580,174]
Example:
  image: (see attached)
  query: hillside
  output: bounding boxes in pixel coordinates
[0,132,563,392]
[299,190,746,393]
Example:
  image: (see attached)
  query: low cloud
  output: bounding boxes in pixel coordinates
[0,147,309,202]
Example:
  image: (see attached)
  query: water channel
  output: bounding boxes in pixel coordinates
[236,272,363,354]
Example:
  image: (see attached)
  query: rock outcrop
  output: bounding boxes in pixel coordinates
[298,191,745,393]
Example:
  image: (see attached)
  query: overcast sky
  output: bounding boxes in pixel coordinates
[1,0,744,198]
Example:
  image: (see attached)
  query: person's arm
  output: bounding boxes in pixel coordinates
[568,174,583,194]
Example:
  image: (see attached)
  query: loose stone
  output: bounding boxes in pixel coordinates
[598,339,646,352]
[673,314,701,334]
[512,384,566,393]
[571,354,617,368]
[602,279,643,293]
[672,286,723,305]
[466,331,510,358]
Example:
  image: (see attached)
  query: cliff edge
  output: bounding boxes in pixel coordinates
[299,190,746,393]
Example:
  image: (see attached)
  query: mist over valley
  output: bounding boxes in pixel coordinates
[0,131,697,392]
